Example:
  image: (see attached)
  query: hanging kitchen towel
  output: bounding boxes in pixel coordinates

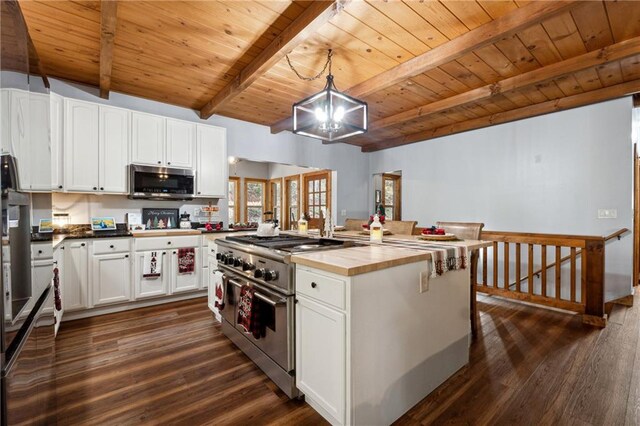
[214,271,225,310]
[143,251,162,278]
[178,248,196,274]
[237,285,256,334]
[422,244,468,278]
[53,267,62,311]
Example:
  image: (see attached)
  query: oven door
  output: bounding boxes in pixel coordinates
[221,272,293,372]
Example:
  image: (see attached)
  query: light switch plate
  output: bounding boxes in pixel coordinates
[597,209,617,219]
[419,270,430,293]
[341,209,347,217]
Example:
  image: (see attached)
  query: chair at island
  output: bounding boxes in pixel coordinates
[384,220,417,235]
[344,218,367,231]
[436,221,485,338]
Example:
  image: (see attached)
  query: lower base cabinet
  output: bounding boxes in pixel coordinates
[92,252,131,306]
[134,251,170,299]
[63,241,89,312]
[171,247,200,293]
[295,294,346,425]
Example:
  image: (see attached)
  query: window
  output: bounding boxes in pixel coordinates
[303,171,331,219]
[228,177,240,225]
[284,175,300,230]
[382,174,401,220]
[244,179,266,223]
[268,179,282,224]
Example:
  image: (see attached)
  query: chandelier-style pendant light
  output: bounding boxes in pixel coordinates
[288,50,367,143]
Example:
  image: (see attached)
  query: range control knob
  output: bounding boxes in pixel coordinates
[242,261,254,271]
[216,253,222,260]
[264,270,279,281]
[254,268,266,279]
[233,258,243,267]
[225,256,235,266]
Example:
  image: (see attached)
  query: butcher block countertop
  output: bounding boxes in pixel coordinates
[130,229,201,237]
[291,245,431,276]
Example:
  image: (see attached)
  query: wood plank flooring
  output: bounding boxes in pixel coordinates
[53,293,640,425]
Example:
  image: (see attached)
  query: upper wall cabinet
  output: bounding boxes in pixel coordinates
[64,99,129,194]
[166,119,195,169]
[50,93,64,191]
[196,125,226,198]
[28,93,52,192]
[131,113,195,169]
[131,112,165,166]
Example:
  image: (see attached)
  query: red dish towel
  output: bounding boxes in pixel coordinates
[237,285,265,339]
[178,248,196,274]
[53,267,62,311]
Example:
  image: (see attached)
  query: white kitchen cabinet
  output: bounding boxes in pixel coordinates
[92,252,132,306]
[99,106,129,193]
[28,92,51,191]
[170,247,200,293]
[131,111,165,166]
[64,99,99,192]
[10,90,30,189]
[165,118,195,169]
[63,240,89,311]
[1,90,11,155]
[50,93,64,191]
[195,125,227,198]
[134,250,170,299]
[296,294,346,425]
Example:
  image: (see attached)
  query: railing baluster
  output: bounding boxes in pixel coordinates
[555,246,561,300]
[482,247,487,286]
[541,245,547,297]
[503,242,509,290]
[570,247,577,302]
[493,241,498,288]
[515,243,521,292]
[528,244,534,295]
[581,248,587,304]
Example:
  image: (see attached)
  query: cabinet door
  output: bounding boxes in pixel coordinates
[10,90,30,190]
[92,253,131,306]
[99,106,129,193]
[64,99,99,192]
[131,112,165,166]
[170,247,200,293]
[50,93,64,191]
[63,241,89,311]
[195,125,226,198]
[165,119,195,169]
[296,295,346,424]
[1,90,10,155]
[134,251,169,299]
[28,93,51,191]
[32,260,53,314]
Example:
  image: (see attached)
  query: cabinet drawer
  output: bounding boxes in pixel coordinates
[93,238,131,254]
[296,267,346,310]
[135,235,201,251]
[32,243,53,260]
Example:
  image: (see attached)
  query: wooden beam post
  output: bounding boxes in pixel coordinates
[582,239,606,327]
[199,1,343,120]
[362,78,640,152]
[370,36,640,132]
[100,0,118,99]
[270,0,581,134]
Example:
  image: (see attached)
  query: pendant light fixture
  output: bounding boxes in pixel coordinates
[287,50,367,143]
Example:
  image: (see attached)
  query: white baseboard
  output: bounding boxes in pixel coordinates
[62,291,207,322]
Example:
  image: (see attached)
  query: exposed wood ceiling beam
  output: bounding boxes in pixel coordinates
[99,0,118,99]
[361,79,640,153]
[27,34,49,88]
[199,1,344,120]
[634,93,640,108]
[370,36,640,132]
[270,0,581,134]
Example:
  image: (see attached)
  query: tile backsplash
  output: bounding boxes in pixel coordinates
[51,193,222,225]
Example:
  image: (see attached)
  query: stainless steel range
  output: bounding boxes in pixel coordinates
[215,234,352,398]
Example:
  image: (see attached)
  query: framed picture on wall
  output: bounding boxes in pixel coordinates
[142,208,179,230]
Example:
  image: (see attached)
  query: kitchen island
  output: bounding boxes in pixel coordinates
[290,238,490,426]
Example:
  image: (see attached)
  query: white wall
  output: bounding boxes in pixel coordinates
[369,97,634,302]
[45,77,370,225]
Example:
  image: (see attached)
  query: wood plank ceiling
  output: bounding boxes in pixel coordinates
[18,0,640,152]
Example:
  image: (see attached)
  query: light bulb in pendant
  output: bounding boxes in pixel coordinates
[315,107,327,122]
[333,105,345,122]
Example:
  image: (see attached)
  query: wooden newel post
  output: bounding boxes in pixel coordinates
[582,239,606,327]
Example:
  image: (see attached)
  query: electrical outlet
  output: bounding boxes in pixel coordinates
[419,270,430,293]
[597,209,617,219]
[341,209,347,217]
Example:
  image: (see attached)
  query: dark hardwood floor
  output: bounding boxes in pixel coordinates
[54,292,640,425]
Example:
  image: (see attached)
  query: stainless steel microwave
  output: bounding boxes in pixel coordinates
[129,164,195,200]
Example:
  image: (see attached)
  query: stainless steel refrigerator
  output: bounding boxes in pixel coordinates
[0,160,56,425]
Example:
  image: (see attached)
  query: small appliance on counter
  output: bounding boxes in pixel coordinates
[179,212,192,229]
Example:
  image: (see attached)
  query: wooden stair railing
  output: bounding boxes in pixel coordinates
[477,228,629,327]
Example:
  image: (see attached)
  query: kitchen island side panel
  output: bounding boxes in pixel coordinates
[349,263,470,426]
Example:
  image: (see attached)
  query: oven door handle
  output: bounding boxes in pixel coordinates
[225,277,286,306]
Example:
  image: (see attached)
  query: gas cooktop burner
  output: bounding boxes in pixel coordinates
[225,234,318,250]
